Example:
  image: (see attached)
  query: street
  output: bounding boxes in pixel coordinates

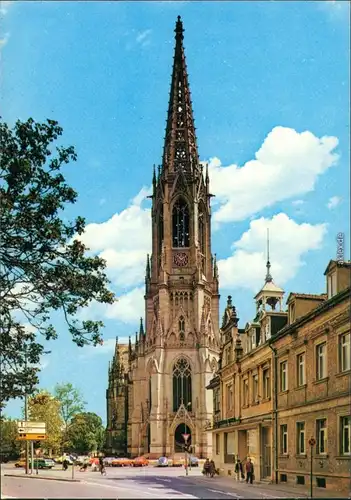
[1,464,318,499]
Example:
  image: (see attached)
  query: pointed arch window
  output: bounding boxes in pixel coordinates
[158,206,164,262]
[173,358,192,411]
[198,206,205,254]
[179,316,185,342]
[172,198,190,247]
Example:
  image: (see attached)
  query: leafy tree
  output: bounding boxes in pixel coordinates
[54,382,86,450]
[0,117,115,408]
[54,383,86,430]
[0,417,21,459]
[28,390,63,455]
[66,412,104,455]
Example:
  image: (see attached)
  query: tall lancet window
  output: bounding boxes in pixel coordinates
[158,206,164,261]
[198,206,205,254]
[172,198,190,247]
[179,316,185,342]
[173,357,192,411]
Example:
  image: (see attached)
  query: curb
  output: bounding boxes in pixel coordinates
[4,473,80,483]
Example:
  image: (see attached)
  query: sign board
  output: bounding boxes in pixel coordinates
[17,421,46,435]
[182,433,190,443]
[17,434,47,441]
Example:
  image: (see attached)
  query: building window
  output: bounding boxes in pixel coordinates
[172,197,190,248]
[316,343,327,380]
[297,353,305,386]
[280,424,288,455]
[263,369,271,399]
[157,206,164,264]
[341,416,351,455]
[327,272,337,299]
[339,333,350,372]
[252,374,258,403]
[226,384,233,411]
[243,379,249,406]
[280,361,288,392]
[316,419,327,455]
[215,434,220,455]
[198,206,205,254]
[179,316,185,342]
[214,388,220,413]
[172,358,192,412]
[297,422,305,455]
[224,432,235,463]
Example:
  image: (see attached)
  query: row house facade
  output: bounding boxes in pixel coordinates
[207,259,350,494]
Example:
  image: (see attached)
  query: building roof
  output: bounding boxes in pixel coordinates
[324,259,351,275]
[271,286,350,342]
[286,292,327,304]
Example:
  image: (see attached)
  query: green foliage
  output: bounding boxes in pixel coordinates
[54,382,86,428]
[0,418,21,459]
[28,390,63,454]
[66,412,105,455]
[0,117,115,407]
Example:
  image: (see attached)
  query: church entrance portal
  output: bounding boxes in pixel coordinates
[174,423,191,452]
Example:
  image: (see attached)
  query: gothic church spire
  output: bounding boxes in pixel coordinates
[162,16,199,176]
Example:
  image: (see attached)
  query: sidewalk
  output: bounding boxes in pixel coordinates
[185,474,350,498]
[4,470,80,483]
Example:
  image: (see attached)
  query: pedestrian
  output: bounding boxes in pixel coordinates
[99,456,106,476]
[203,458,211,477]
[209,459,216,478]
[234,458,244,481]
[245,457,254,484]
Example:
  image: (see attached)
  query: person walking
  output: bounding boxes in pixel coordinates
[245,458,254,484]
[234,458,244,481]
[99,456,106,476]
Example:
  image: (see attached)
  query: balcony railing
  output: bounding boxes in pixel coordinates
[204,416,241,430]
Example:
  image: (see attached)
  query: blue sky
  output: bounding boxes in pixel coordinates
[1,0,349,422]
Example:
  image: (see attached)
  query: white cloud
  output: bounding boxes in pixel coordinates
[292,199,304,206]
[0,32,9,49]
[218,213,327,292]
[0,1,13,16]
[105,287,145,324]
[79,194,151,288]
[207,126,339,225]
[327,196,341,209]
[135,29,152,47]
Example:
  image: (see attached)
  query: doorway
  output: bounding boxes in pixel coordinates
[174,423,191,452]
[261,427,272,479]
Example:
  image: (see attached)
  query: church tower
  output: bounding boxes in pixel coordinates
[127,16,220,458]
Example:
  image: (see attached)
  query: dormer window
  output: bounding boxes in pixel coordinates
[327,272,337,299]
[251,330,256,350]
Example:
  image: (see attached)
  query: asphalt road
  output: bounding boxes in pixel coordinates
[1,464,307,499]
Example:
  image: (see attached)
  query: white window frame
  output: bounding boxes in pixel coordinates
[297,422,305,455]
[316,419,327,455]
[280,424,288,455]
[341,416,351,455]
[327,272,337,299]
[340,333,351,373]
[252,374,258,402]
[263,368,271,399]
[280,361,288,392]
[316,342,327,380]
[243,379,249,406]
[297,353,305,386]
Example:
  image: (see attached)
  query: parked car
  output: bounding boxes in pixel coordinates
[188,456,199,467]
[132,456,149,467]
[157,456,169,467]
[103,457,115,467]
[15,458,54,469]
[111,457,133,467]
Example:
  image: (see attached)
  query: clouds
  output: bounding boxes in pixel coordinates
[327,196,341,209]
[79,336,129,358]
[218,213,327,292]
[207,126,339,225]
[80,188,151,288]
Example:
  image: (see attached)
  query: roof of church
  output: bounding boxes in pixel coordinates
[161,16,200,175]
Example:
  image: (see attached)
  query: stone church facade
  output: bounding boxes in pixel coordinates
[106,17,220,458]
